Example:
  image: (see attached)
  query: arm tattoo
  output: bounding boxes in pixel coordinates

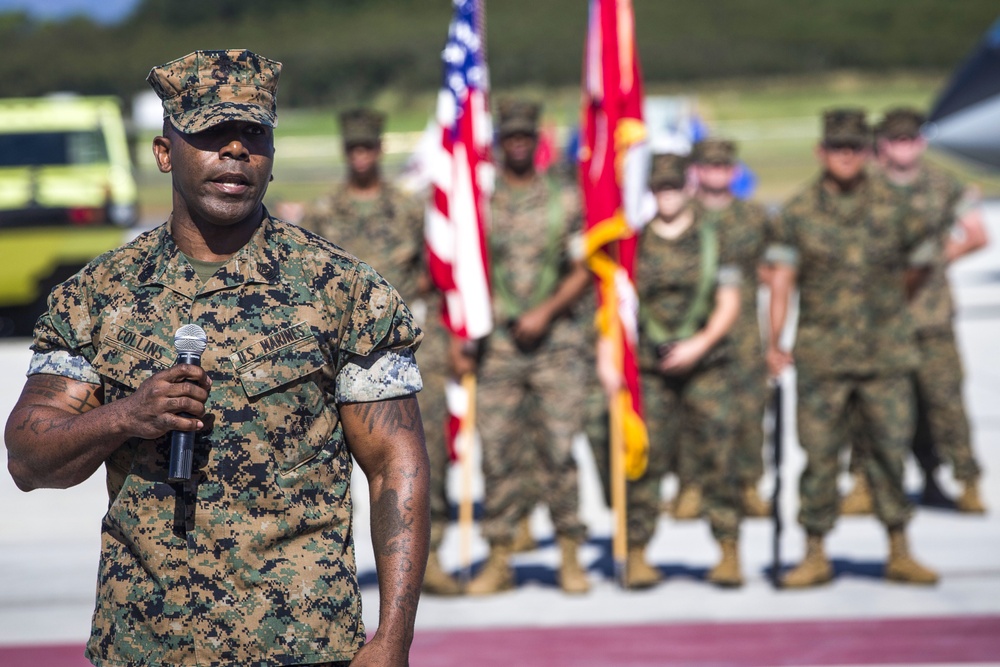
[23,375,101,415]
[24,375,70,401]
[371,488,413,558]
[354,397,420,436]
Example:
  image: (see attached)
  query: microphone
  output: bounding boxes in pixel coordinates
[167,324,208,483]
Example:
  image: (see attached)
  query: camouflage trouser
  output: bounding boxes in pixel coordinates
[846,328,980,483]
[798,371,915,536]
[730,350,768,486]
[477,338,589,545]
[414,320,452,552]
[912,329,979,481]
[727,315,768,486]
[588,362,742,546]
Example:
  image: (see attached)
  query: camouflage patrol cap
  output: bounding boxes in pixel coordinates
[649,153,690,191]
[693,138,737,165]
[147,49,281,134]
[879,107,925,140]
[339,108,386,147]
[822,108,870,147]
[497,99,541,137]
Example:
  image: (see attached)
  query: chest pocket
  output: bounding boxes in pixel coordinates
[91,324,172,397]
[229,325,336,473]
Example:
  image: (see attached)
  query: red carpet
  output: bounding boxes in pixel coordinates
[4,615,998,667]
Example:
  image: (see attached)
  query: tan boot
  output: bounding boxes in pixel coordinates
[511,515,537,553]
[422,552,463,596]
[956,479,987,514]
[672,485,702,520]
[625,546,662,589]
[885,528,939,585]
[840,473,873,515]
[707,538,744,588]
[782,534,833,588]
[742,484,772,518]
[557,537,590,594]
[466,544,514,595]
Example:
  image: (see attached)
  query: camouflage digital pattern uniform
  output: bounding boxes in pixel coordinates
[769,174,935,536]
[28,215,422,667]
[298,182,455,546]
[629,202,744,546]
[477,173,590,546]
[711,200,770,486]
[879,164,981,482]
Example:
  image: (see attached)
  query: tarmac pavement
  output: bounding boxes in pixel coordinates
[2,204,1000,666]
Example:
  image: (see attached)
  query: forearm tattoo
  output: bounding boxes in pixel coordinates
[371,488,413,559]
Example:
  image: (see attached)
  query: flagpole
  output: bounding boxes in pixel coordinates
[458,372,478,585]
[607,286,629,588]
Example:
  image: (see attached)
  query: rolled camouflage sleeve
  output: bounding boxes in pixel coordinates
[335,264,424,403]
[764,210,800,268]
[336,348,423,403]
[28,273,99,382]
[716,264,744,287]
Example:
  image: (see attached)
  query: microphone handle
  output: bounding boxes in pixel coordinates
[167,351,202,483]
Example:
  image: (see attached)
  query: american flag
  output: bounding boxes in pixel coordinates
[425,0,494,343]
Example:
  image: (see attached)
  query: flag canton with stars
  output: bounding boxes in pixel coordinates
[442,0,488,133]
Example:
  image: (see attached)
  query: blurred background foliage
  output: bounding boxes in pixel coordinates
[3,0,998,210]
[0,0,996,107]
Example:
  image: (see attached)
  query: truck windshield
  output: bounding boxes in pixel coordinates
[0,129,109,167]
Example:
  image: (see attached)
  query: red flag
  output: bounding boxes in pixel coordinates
[579,0,650,479]
[425,0,494,343]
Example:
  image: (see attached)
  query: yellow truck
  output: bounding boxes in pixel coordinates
[0,95,139,336]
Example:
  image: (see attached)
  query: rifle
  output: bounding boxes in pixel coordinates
[770,382,784,588]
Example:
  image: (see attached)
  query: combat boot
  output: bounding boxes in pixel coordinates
[706,538,744,588]
[625,546,662,589]
[956,479,987,514]
[466,544,514,595]
[840,473,873,515]
[672,484,702,520]
[422,552,463,596]
[885,528,938,585]
[557,536,590,594]
[781,534,833,588]
[512,515,537,553]
[742,484,772,517]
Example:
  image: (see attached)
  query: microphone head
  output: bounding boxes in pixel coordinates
[174,324,208,356]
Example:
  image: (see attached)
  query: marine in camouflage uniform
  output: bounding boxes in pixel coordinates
[767,108,939,588]
[692,138,772,519]
[627,153,744,587]
[843,107,986,515]
[465,100,593,596]
[298,109,463,595]
[5,50,428,667]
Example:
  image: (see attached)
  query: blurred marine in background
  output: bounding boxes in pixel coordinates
[767,109,939,588]
[600,153,745,588]
[298,108,463,596]
[464,99,593,596]
[841,106,988,516]
[690,138,772,520]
